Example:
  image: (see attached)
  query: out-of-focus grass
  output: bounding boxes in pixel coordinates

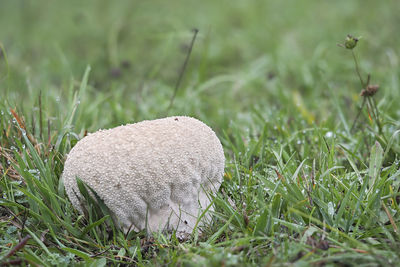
[1,0,400,266]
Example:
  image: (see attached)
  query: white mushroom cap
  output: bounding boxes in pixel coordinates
[62,116,225,233]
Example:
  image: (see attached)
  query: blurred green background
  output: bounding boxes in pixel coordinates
[0,0,399,132]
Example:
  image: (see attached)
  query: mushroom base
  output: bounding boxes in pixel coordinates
[115,188,214,233]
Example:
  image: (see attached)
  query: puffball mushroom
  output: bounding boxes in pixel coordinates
[62,116,225,233]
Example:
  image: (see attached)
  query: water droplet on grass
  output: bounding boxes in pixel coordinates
[328,202,335,217]
[325,131,334,138]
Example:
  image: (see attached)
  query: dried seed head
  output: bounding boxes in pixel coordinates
[360,84,379,97]
[344,35,359,49]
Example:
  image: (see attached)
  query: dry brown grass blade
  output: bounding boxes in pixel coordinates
[382,201,398,233]
[0,147,21,180]
[4,235,31,258]
[9,108,39,146]
[9,108,26,130]
[274,169,285,182]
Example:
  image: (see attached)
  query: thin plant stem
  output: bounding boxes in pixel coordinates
[365,97,375,122]
[370,97,381,127]
[350,97,366,132]
[351,50,365,88]
[39,90,43,140]
[367,96,386,141]
[350,50,384,139]
[166,29,199,114]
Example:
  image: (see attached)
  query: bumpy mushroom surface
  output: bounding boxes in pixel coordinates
[62,116,225,233]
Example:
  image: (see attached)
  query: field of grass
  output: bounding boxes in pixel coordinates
[1,0,400,266]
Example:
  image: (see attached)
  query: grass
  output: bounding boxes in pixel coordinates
[1,0,400,266]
